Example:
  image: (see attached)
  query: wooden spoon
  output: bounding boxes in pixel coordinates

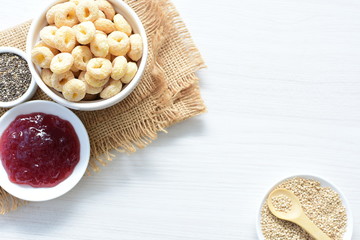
[267,188,332,240]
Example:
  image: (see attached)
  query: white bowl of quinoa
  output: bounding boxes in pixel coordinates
[256,174,353,240]
[0,47,37,108]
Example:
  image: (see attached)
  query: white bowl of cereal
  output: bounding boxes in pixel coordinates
[26,0,148,111]
[256,174,353,240]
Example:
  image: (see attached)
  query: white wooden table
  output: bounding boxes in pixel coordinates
[0,0,359,239]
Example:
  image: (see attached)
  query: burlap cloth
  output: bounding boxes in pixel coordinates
[0,0,206,213]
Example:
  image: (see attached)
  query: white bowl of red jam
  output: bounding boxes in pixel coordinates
[0,100,90,201]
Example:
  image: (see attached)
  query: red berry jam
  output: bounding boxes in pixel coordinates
[0,112,80,188]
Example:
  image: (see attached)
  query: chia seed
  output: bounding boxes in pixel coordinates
[0,53,32,102]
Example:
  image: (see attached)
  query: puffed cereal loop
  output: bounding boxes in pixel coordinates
[46,4,62,25]
[97,10,106,19]
[54,2,79,28]
[87,58,112,79]
[62,79,87,101]
[85,71,109,88]
[111,56,127,80]
[128,34,143,61]
[73,21,96,44]
[107,31,130,56]
[104,53,112,60]
[83,93,98,100]
[40,26,58,48]
[94,18,115,34]
[95,30,107,36]
[70,0,81,5]
[41,68,53,87]
[95,0,115,20]
[79,71,103,94]
[90,33,109,57]
[72,46,93,71]
[50,53,74,74]
[31,46,54,69]
[54,26,77,52]
[100,79,123,99]
[71,64,80,74]
[76,0,99,22]
[78,71,86,81]
[51,71,74,92]
[113,14,132,36]
[121,62,137,84]
[35,41,59,55]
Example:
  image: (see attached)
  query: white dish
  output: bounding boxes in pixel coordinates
[26,0,148,111]
[0,100,90,201]
[256,174,353,240]
[0,47,37,108]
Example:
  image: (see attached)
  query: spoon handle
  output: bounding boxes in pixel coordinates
[295,213,332,240]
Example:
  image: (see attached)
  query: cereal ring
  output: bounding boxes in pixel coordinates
[50,53,74,74]
[128,34,143,61]
[54,2,78,28]
[107,31,130,56]
[95,0,115,20]
[31,47,54,68]
[85,71,109,87]
[111,56,127,80]
[78,71,86,81]
[113,14,132,36]
[90,33,109,57]
[79,71,103,94]
[54,26,76,52]
[46,4,62,25]
[71,64,80,74]
[79,71,102,93]
[76,0,99,22]
[34,41,59,55]
[72,46,93,71]
[40,26,58,48]
[98,10,106,19]
[73,21,96,44]
[100,79,122,99]
[95,30,107,36]
[83,93,98,100]
[94,18,115,34]
[51,71,74,91]
[69,0,81,5]
[86,58,112,79]
[121,62,137,84]
[104,53,112,60]
[62,79,86,101]
[41,68,53,87]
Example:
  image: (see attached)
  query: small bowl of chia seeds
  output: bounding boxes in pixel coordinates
[256,174,353,240]
[0,47,37,108]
